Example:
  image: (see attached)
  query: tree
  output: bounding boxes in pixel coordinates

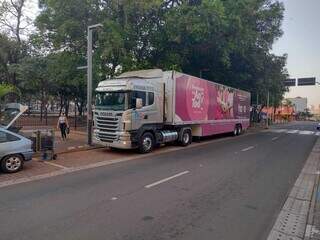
[0,0,31,87]
[0,0,31,43]
[15,56,52,120]
[33,0,288,111]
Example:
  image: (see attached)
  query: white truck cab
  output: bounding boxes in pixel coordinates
[93,69,167,152]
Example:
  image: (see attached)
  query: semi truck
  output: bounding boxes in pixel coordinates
[93,69,251,153]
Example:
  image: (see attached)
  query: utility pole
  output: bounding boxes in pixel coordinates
[87,23,102,146]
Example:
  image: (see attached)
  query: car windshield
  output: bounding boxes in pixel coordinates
[95,92,127,111]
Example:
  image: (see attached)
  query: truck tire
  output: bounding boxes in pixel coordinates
[180,129,192,146]
[237,125,242,135]
[1,154,24,173]
[139,132,154,154]
[233,125,238,136]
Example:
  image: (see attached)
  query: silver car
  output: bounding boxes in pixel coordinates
[0,127,33,173]
[0,103,33,173]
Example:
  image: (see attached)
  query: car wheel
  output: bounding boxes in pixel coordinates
[1,154,24,173]
[139,132,154,154]
[180,129,192,146]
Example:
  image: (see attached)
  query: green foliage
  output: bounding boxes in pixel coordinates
[0,83,20,99]
[1,0,288,109]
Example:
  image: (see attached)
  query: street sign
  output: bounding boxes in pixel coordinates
[297,77,316,86]
[284,78,296,87]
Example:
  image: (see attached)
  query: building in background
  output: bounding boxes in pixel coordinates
[286,97,308,113]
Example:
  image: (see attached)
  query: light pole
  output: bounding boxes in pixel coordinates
[87,23,103,146]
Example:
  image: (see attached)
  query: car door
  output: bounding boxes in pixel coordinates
[0,129,22,157]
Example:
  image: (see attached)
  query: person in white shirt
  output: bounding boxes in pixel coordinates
[56,113,69,140]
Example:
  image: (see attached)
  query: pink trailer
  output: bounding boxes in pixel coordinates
[168,72,251,137]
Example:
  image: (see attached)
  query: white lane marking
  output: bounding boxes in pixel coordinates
[271,129,287,133]
[111,197,118,201]
[241,146,255,152]
[67,147,76,150]
[42,161,68,170]
[145,171,190,189]
[298,130,315,135]
[271,137,279,141]
[287,129,299,134]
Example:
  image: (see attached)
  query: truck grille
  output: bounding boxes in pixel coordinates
[96,116,120,142]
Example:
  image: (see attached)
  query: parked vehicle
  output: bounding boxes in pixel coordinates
[0,128,33,173]
[93,69,251,153]
[0,103,33,173]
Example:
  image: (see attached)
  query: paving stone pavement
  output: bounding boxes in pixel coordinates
[267,137,320,240]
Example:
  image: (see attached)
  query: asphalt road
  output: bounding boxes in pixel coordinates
[0,122,319,240]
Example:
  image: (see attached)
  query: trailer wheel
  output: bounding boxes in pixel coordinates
[233,125,238,136]
[139,132,154,154]
[180,129,192,146]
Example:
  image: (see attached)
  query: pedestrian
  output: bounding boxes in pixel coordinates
[57,112,69,140]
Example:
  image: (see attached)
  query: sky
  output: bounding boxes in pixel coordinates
[26,0,320,110]
[272,0,320,110]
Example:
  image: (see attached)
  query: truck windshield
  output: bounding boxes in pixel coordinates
[95,92,126,111]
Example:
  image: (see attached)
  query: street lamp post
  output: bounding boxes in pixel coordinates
[87,23,102,146]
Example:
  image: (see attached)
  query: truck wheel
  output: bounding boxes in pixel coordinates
[233,125,238,136]
[237,125,242,135]
[180,129,192,146]
[1,154,24,173]
[139,132,154,154]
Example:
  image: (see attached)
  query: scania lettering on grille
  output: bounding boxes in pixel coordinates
[99,112,113,117]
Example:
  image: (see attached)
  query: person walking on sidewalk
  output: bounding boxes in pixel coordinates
[57,113,69,140]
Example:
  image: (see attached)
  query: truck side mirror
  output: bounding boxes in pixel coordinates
[136,98,143,109]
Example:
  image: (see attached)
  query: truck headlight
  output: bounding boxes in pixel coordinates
[119,132,131,141]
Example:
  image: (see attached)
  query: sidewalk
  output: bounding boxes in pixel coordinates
[54,129,98,154]
[267,137,320,240]
[21,126,99,155]
[305,138,320,240]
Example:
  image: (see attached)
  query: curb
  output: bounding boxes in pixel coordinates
[267,137,320,240]
[55,145,104,155]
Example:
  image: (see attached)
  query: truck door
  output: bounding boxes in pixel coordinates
[130,91,161,130]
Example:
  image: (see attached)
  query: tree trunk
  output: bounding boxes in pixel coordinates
[65,99,70,117]
[76,100,84,116]
[59,95,63,116]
